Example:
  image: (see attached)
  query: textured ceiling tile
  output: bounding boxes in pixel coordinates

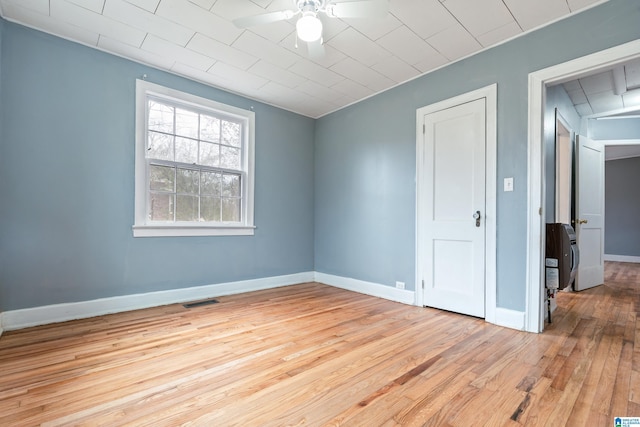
[476,21,522,47]
[232,31,301,68]
[248,60,308,88]
[289,58,345,87]
[341,13,402,41]
[330,57,392,90]
[567,88,588,105]
[327,27,391,67]
[575,103,593,116]
[104,0,194,46]
[412,51,449,73]
[209,61,269,89]
[2,1,100,46]
[377,25,441,66]
[123,0,161,13]
[503,0,570,31]
[297,80,347,103]
[187,0,215,10]
[142,34,215,70]
[579,71,614,94]
[389,0,457,40]
[156,0,242,45]
[1,0,50,15]
[67,0,105,14]
[99,35,175,69]
[426,24,482,61]
[331,79,375,100]
[371,55,420,83]
[51,0,146,47]
[187,33,258,70]
[567,0,605,12]
[442,0,515,37]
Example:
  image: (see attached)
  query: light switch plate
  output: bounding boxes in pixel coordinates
[504,177,514,192]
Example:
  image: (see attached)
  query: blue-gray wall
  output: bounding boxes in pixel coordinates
[0,22,315,311]
[544,85,581,224]
[315,0,640,311]
[605,157,640,256]
[590,117,640,139]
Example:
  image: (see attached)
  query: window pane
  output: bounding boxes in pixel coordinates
[175,136,198,164]
[175,108,199,139]
[176,195,198,221]
[222,120,241,147]
[177,168,199,194]
[222,174,240,197]
[148,101,174,133]
[200,115,220,142]
[222,198,240,222]
[149,193,174,221]
[148,131,174,161]
[199,141,220,167]
[201,171,221,196]
[220,146,241,170]
[201,196,221,222]
[149,165,174,192]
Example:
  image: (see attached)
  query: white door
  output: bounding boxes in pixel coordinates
[574,135,605,291]
[419,98,486,317]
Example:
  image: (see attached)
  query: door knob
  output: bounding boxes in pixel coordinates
[473,210,481,227]
[577,219,588,224]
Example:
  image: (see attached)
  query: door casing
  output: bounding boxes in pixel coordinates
[416,84,497,324]
[526,39,640,333]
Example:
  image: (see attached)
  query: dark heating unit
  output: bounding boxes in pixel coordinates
[545,223,579,322]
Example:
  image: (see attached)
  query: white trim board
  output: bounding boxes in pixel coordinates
[0,271,529,333]
[314,272,416,306]
[526,39,640,333]
[495,308,526,331]
[604,254,640,263]
[1,272,315,331]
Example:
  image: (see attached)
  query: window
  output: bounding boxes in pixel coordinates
[133,80,255,237]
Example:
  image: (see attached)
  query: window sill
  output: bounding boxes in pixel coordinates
[132,224,256,237]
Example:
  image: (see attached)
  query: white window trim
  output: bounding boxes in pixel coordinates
[133,80,255,237]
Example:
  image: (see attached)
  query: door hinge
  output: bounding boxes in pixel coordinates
[423,124,425,134]
[421,279,425,289]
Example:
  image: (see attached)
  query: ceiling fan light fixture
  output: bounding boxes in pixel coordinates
[296,12,323,42]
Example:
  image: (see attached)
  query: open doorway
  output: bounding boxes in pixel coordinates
[526,40,640,333]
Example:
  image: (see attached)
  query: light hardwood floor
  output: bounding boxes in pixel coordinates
[1,262,638,426]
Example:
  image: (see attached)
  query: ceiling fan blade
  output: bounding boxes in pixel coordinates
[307,39,326,60]
[232,10,295,29]
[326,0,389,19]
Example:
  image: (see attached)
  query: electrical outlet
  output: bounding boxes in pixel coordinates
[395,281,405,290]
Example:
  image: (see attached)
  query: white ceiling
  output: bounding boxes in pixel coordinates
[0,0,606,118]
[562,58,640,116]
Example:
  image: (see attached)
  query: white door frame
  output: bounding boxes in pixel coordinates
[416,84,497,324]
[526,39,640,333]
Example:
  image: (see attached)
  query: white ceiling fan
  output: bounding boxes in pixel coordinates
[233,0,389,47]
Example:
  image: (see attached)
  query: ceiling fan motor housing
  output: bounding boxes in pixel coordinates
[296,0,326,14]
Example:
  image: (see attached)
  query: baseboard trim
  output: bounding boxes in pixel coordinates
[0,271,528,334]
[604,254,640,263]
[1,272,315,331]
[314,272,416,305]
[495,307,526,331]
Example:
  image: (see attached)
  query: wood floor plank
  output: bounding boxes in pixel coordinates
[1,262,639,426]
